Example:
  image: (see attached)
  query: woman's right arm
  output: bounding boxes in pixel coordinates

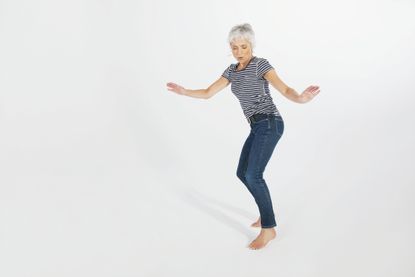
[166,76,230,99]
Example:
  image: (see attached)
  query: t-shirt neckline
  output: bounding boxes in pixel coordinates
[235,56,256,72]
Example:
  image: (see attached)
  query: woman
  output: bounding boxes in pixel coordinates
[166,23,320,250]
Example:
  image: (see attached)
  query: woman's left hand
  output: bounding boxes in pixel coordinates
[299,85,320,103]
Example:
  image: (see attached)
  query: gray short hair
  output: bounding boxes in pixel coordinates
[228,23,256,48]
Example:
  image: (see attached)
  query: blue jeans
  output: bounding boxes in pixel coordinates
[236,114,284,228]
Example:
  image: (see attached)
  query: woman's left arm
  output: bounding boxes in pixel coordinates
[264,69,320,104]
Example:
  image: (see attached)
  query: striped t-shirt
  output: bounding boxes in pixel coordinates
[221,56,280,120]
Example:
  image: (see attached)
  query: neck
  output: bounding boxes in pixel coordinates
[238,55,253,68]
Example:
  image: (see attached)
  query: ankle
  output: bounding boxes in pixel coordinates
[261,227,276,232]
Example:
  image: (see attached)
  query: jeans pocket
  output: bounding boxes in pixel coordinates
[261,118,271,129]
[252,119,270,134]
[254,118,269,125]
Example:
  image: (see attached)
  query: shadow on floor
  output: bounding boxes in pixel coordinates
[173,186,258,239]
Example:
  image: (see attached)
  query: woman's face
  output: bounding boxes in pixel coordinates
[230,38,253,64]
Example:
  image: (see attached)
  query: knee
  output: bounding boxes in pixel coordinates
[236,169,245,182]
[245,171,263,184]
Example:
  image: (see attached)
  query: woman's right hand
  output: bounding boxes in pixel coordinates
[166,82,187,95]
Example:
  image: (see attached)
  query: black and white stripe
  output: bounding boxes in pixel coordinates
[222,56,280,120]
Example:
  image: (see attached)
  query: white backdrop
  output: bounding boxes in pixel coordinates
[1,0,414,276]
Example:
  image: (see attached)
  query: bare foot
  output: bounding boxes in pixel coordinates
[251,217,261,228]
[248,228,276,250]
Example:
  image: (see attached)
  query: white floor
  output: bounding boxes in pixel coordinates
[1,120,414,276]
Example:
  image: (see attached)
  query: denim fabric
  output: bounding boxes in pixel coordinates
[236,114,284,228]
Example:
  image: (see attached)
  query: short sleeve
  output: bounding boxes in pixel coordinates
[221,65,232,81]
[256,58,274,79]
